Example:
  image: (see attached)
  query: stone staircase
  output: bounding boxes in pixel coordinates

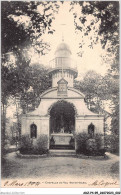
[49,149,76,157]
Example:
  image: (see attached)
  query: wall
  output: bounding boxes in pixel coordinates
[52,71,74,87]
[21,94,104,150]
[75,116,104,134]
[21,116,50,148]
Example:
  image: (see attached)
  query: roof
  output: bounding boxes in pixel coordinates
[57,78,68,84]
[55,42,71,54]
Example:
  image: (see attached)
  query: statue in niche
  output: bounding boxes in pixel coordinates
[70,124,74,134]
[88,123,95,138]
[31,124,37,138]
[60,114,65,133]
[60,127,64,133]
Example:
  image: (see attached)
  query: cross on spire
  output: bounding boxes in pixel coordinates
[61,23,66,42]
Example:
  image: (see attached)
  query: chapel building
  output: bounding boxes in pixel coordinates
[21,40,104,150]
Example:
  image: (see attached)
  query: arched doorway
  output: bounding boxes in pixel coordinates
[49,100,76,149]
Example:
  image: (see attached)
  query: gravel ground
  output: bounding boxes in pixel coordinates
[2,152,119,182]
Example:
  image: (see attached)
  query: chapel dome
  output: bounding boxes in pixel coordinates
[55,42,72,58]
[55,42,71,54]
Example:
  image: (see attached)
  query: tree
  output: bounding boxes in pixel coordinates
[71,2,119,59]
[74,69,119,153]
[1,63,16,155]
[1,1,60,155]
[1,55,52,155]
[1,1,60,107]
[19,64,51,113]
[1,1,60,104]
[1,1,60,55]
[71,1,119,154]
[74,70,111,102]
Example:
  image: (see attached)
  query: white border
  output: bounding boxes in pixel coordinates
[0,0,120,194]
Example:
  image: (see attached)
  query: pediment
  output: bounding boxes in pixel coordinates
[57,78,68,84]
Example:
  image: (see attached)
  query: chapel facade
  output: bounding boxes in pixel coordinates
[21,41,104,150]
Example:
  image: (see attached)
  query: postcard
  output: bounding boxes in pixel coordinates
[1,1,120,193]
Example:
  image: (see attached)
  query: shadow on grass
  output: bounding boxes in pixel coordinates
[110,161,119,174]
[1,157,21,178]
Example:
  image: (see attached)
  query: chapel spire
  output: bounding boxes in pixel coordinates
[48,40,78,88]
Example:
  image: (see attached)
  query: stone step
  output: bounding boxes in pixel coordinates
[49,149,76,157]
[50,145,75,150]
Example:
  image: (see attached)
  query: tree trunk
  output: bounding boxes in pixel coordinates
[1,101,6,156]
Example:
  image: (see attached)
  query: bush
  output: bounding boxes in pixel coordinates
[95,134,104,150]
[110,134,119,155]
[104,134,119,155]
[69,137,75,148]
[86,138,97,155]
[34,135,48,155]
[75,132,89,154]
[19,134,48,155]
[19,134,33,154]
[50,136,55,148]
[75,132,105,156]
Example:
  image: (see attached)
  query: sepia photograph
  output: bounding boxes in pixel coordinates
[1,1,120,189]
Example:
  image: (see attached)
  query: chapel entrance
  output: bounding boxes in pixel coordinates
[49,101,75,149]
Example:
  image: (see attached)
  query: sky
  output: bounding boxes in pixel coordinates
[28,2,110,78]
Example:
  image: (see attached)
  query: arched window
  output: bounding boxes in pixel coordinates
[88,123,95,138]
[30,124,37,138]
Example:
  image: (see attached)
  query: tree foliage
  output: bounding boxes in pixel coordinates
[1,1,59,154]
[2,1,60,55]
[1,1,59,107]
[74,70,117,102]
[1,1,59,108]
[71,1,119,153]
[19,64,51,112]
[71,1,119,57]
[74,69,119,153]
